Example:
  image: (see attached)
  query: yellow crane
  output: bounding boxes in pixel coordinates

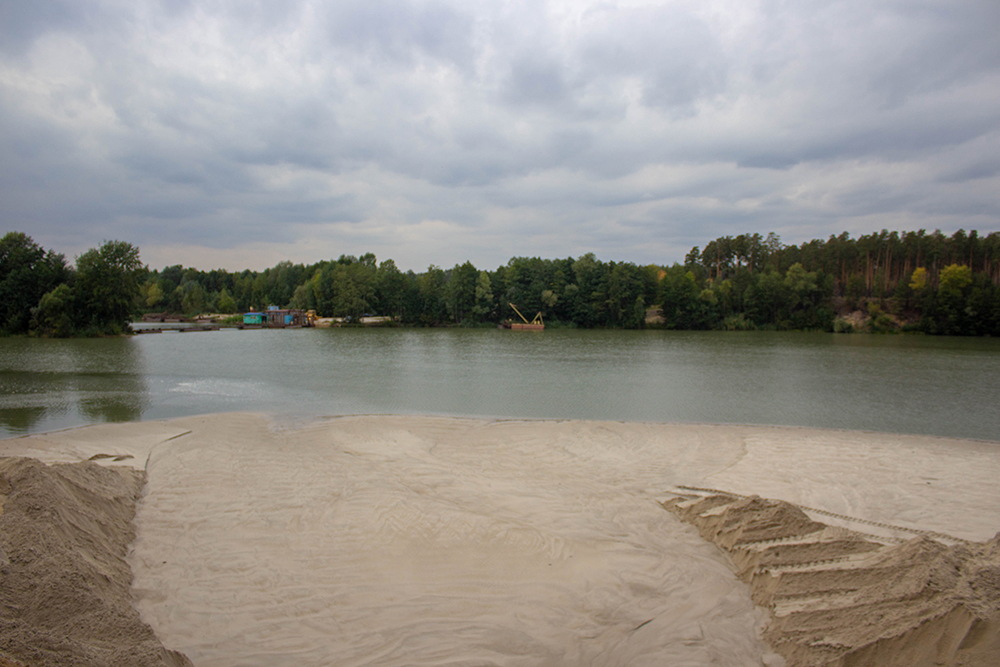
[507,303,544,330]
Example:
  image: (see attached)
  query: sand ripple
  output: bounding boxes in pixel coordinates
[128,416,769,666]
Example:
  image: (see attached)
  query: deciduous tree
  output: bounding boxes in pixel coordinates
[73,240,144,334]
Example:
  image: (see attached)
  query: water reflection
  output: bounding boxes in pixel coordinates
[2,329,999,441]
[0,337,148,435]
[78,390,146,424]
[0,405,49,434]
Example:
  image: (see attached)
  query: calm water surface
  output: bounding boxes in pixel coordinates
[1,328,998,441]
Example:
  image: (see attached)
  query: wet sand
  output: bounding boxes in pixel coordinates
[2,414,998,666]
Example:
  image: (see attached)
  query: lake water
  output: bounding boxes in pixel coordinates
[1,328,998,441]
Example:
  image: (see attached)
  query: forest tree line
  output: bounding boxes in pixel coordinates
[1,232,142,337]
[3,228,1000,337]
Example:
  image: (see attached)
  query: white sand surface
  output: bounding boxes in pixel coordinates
[699,427,1000,543]
[3,415,998,667]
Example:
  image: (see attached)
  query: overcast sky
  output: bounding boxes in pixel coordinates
[2,0,998,272]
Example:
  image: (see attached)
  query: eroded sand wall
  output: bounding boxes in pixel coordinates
[663,492,1000,667]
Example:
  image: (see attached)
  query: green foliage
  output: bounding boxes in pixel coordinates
[783,263,816,298]
[376,259,408,320]
[632,295,646,329]
[938,264,973,296]
[145,282,164,308]
[131,225,996,336]
[73,240,144,334]
[723,313,757,331]
[445,261,478,323]
[0,232,145,337]
[216,289,237,314]
[12,226,1000,337]
[832,317,854,333]
[744,269,789,326]
[606,262,647,328]
[31,284,76,337]
[846,275,867,308]
[295,255,380,320]
[866,303,898,333]
[181,283,205,315]
[909,267,928,291]
[920,264,985,335]
[0,232,70,334]
[417,265,447,326]
[1,234,142,337]
[472,271,495,322]
[657,267,716,329]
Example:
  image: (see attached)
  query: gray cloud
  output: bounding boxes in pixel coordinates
[502,55,569,107]
[324,0,475,68]
[0,1,96,55]
[1,0,998,271]
[579,4,729,112]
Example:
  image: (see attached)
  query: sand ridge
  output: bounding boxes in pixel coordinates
[662,489,1000,666]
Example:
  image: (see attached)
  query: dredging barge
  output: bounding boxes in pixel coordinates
[501,303,544,331]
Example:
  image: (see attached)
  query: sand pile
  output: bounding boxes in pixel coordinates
[663,490,1000,667]
[0,457,192,667]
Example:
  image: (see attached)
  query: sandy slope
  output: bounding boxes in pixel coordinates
[2,414,998,666]
[0,457,192,667]
[664,491,1000,666]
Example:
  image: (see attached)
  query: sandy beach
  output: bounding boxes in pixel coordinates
[2,414,998,666]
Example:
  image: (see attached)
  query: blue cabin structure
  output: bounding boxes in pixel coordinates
[242,307,311,328]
